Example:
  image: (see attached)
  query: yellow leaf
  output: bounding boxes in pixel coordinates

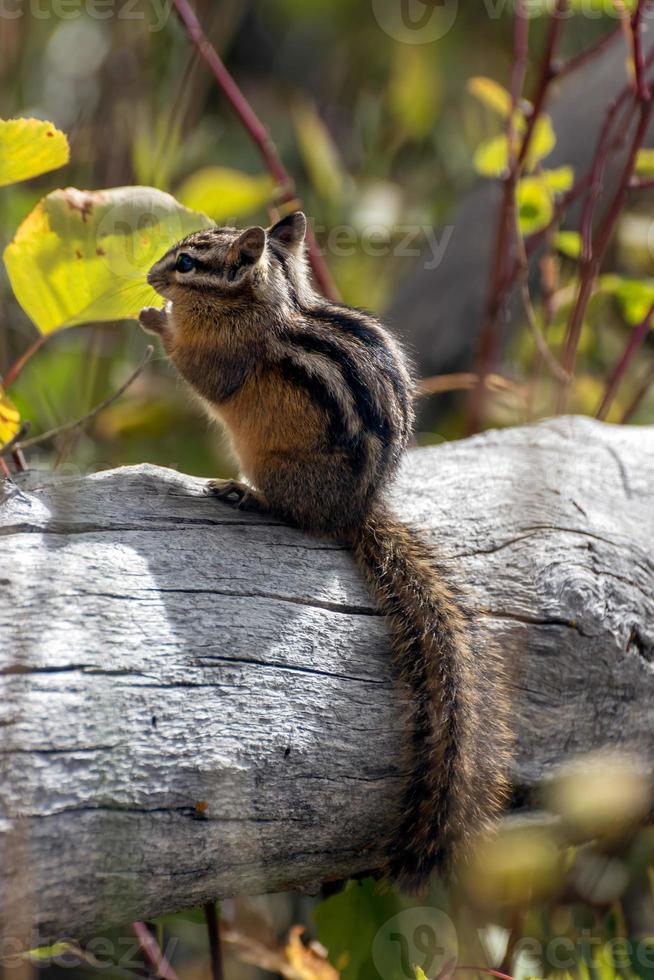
[636,148,654,176]
[293,99,348,205]
[285,926,340,980]
[0,385,21,446]
[473,134,509,178]
[525,114,556,170]
[0,118,69,188]
[542,166,574,194]
[3,185,212,333]
[467,76,513,118]
[554,230,582,259]
[176,167,274,222]
[517,177,554,235]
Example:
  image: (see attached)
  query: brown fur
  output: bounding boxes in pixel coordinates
[140,211,513,889]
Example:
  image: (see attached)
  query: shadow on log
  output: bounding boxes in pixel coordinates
[1,416,653,945]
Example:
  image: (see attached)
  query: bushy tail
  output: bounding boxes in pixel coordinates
[348,503,512,891]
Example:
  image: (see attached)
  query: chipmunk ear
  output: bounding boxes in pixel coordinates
[268,211,307,250]
[231,226,266,266]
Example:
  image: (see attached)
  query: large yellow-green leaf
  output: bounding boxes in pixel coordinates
[3,186,212,334]
[0,386,20,445]
[0,118,69,188]
[176,167,274,223]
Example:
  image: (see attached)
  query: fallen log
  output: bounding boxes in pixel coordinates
[0,416,652,946]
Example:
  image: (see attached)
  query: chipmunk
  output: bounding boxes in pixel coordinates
[139,211,511,890]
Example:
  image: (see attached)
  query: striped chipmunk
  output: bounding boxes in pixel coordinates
[139,210,512,890]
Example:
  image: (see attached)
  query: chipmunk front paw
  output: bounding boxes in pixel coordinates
[139,307,168,336]
[204,479,269,514]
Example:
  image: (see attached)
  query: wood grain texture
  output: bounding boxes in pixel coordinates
[1,416,653,945]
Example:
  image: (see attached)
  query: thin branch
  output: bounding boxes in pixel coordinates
[596,301,654,420]
[417,371,526,399]
[171,0,339,302]
[1,348,153,457]
[631,0,651,103]
[556,23,622,80]
[204,902,224,980]
[558,48,654,409]
[467,0,532,434]
[2,332,48,390]
[130,922,180,980]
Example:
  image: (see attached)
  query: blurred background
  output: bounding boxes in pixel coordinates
[2,1,653,483]
[2,3,654,979]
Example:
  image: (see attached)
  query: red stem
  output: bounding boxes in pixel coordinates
[631,0,650,103]
[130,922,180,980]
[558,83,654,409]
[3,332,48,389]
[466,1,531,434]
[171,0,339,301]
[596,300,654,420]
[556,23,622,80]
[467,2,572,433]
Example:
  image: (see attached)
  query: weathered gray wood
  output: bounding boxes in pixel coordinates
[1,416,653,946]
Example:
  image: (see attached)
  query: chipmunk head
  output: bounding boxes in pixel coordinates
[147,211,311,308]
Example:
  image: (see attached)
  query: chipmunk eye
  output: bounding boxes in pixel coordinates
[175,252,195,273]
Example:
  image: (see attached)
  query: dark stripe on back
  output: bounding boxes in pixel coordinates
[292,331,392,445]
[276,355,367,475]
[303,304,411,428]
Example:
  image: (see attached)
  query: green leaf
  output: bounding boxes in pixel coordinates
[176,167,274,223]
[517,177,554,235]
[25,944,74,961]
[0,385,20,445]
[599,275,654,325]
[473,134,509,178]
[3,185,212,334]
[467,76,513,118]
[554,230,582,259]
[525,114,556,170]
[0,118,69,188]
[542,166,574,194]
[635,148,654,177]
[314,879,404,980]
[293,99,348,204]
